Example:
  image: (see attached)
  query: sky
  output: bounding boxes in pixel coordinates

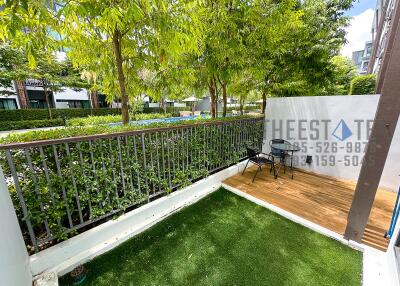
[340,0,376,59]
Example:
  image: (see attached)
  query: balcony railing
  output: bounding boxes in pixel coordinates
[0,117,264,253]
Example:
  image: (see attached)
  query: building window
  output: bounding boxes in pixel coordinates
[365,46,372,57]
[362,61,369,72]
[0,98,18,110]
[57,99,90,109]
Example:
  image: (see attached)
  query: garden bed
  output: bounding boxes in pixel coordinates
[59,188,362,286]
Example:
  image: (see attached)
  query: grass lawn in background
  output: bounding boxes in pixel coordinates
[59,188,362,286]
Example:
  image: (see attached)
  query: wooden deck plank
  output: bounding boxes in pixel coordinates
[223,166,397,251]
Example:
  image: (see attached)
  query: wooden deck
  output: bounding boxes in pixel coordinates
[223,166,397,251]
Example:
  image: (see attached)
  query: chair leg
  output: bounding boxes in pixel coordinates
[272,163,276,178]
[252,166,261,182]
[283,158,286,174]
[242,160,250,175]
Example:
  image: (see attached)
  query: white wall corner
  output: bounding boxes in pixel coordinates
[0,166,32,286]
[387,218,400,286]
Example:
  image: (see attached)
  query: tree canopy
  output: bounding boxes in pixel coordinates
[0,0,354,118]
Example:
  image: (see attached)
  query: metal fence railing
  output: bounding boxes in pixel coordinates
[0,117,264,253]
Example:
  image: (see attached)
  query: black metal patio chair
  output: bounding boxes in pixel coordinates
[242,147,275,182]
[269,139,293,178]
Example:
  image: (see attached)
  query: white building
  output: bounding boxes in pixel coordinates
[0,80,109,110]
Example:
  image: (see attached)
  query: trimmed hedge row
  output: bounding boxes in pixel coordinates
[349,74,376,95]
[142,106,190,116]
[0,115,263,144]
[66,113,173,126]
[0,119,65,131]
[0,108,120,122]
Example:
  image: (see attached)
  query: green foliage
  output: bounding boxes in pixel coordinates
[0,43,87,97]
[66,113,173,127]
[245,0,353,97]
[0,118,264,252]
[0,108,120,122]
[0,115,261,144]
[349,74,377,95]
[0,119,64,131]
[0,0,354,113]
[325,56,358,95]
[142,106,190,116]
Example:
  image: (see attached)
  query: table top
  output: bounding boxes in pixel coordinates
[271,142,301,152]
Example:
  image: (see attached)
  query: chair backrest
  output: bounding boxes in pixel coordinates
[246,147,258,159]
[270,139,284,144]
[270,139,284,157]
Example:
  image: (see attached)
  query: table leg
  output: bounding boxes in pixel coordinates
[290,151,294,179]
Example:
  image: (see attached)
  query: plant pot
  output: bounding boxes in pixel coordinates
[70,265,87,285]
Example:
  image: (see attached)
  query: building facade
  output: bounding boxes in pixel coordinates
[351,41,373,75]
[0,80,108,110]
[368,0,398,74]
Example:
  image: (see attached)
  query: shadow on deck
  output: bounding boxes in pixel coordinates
[223,166,396,251]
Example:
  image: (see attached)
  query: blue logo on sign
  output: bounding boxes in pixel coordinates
[332,119,352,141]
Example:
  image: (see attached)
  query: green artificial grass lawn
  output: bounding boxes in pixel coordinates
[59,188,362,286]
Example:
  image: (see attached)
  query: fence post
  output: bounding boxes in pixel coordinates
[0,165,32,286]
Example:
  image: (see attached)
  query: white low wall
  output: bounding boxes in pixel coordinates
[263,95,400,190]
[387,215,400,286]
[30,161,246,277]
[0,167,32,286]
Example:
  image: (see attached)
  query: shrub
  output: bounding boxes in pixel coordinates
[0,119,64,131]
[0,115,262,144]
[349,74,376,95]
[0,115,264,252]
[142,106,190,116]
[0,108,120,122]
[66,113,173,127]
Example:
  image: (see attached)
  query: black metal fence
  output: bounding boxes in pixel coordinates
[0,117,264,253]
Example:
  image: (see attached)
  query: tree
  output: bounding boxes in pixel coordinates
[185,0,248,118]
[59,1,200,124]
[326,56,357,95]
[246,0,353,103]
[0,43,30,95]
[349,75,376,95]
[0,1,201,124]
[0,43,69,116]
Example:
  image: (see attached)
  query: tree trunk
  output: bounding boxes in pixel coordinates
[213,75,219,117]
[239,96,244,115]
[90,90,99,110]
[262,91,267,114]
[160,97,166,113]
[43,79,52,119]
[208,78,216,118]
[112,28,129,124]
[14,81,29,109]
[222,82,227,117]
[217,77,227,117]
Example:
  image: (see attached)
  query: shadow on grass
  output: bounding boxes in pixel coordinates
[60,188,362,286]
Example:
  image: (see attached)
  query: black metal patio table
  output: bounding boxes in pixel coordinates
[269,141,300,179]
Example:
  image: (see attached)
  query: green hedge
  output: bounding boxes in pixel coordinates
[0,108,120,122]
[226,106,260,111]
[0,115,263,144]
[0,119,65,131]
[66,113,173,127]
[142,106,190,116]
[349,74,376,95]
